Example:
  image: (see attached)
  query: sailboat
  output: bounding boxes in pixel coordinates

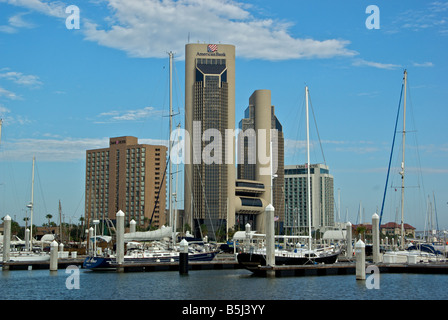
[83,52,219,271]
[379,70,443,263]
[236,86,340,273]
[8,157,50,262]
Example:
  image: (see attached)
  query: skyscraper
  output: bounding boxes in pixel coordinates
[284,164,334,235]
[184,44,236,239]
[85,136,167,231]
[237,90,284,233]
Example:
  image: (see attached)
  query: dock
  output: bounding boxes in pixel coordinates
[1,258,85,271]
[0,254,242,272]
[256,261,448,277]
[2,254,448,277]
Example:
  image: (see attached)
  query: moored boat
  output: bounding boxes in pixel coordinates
[83,246,220,271]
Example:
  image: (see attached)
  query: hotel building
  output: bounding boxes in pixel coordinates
[85,136,167,230]
[284,164,334,235]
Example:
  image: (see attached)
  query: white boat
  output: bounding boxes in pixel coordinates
[8,252,50,262]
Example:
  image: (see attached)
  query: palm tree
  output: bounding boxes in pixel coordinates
[45,214,53,233]
[45,214,52,225]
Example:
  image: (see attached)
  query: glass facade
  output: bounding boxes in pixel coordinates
[192,58,229,236]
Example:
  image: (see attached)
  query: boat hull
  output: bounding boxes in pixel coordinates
[237,251,340,274]
[83,251,219,271]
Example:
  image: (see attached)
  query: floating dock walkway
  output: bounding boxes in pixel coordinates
[256,261,448,277]
[2,255,448,277]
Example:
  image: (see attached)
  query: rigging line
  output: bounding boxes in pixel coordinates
[307,90,327,167]
[173,58,184,116]
[406,80,427,204]
[379,83,404,228]
[433,192,439,232]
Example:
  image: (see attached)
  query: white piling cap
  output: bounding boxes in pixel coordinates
[51,240,58,247]
[355,239,365,247]
[116,210,125,217]
[346,221,352,227]
[265,204,275,212]
[4,215,11,220]
[180,239,189,253]
[130,219,136,224]
[372,213,379,220]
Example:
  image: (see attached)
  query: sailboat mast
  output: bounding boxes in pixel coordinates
[168,51,174,240]
[29,156,35,249]
[305,86,312,250]
[400,70,407,249]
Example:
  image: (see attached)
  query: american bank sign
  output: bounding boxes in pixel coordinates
[196,44,226,57]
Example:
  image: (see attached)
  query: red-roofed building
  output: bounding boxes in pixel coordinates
[351,221,416,239]
[380,222,416,238]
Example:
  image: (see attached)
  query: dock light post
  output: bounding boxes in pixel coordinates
[88,227,93,256]
[355,239,366,280]
[50,240,58,271]
[116,210,125,269]
[265,204,275,277]
[2,215,11,269]
[93,220,99,257]
[346,222,352,259]
[372,213,381,263]
[179,239,189,275]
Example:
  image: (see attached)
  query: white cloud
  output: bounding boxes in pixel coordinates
[8,12,35,28]
[0,0,67,18]
[0,71,43,87]
[96,106,163,123]
[0,136,171,162]
[0,87,22,100]
[1,0,357,60]
[0,137,109,162]
[82,0,357,61]
[352,59,401,70]
[412,61,435,67]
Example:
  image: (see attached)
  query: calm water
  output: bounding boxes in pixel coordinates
[0,267,447,301]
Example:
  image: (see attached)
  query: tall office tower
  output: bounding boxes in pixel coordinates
[184,44,236,239]
[284,164,334,235]
[237,90,284,233]
[85,136,167,231]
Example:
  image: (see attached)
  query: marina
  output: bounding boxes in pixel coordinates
[2,253,448,276]
[0,2,447,308]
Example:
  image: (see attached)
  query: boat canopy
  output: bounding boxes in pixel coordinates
[124,225,174,242]
[232,231,266,240]
[322,230,347,240]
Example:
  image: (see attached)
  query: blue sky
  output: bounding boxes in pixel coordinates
[0,0,447,231]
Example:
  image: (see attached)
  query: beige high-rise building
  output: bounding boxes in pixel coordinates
[184,44,236,239]
[85,136,167,231]
[237,90,284,233]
